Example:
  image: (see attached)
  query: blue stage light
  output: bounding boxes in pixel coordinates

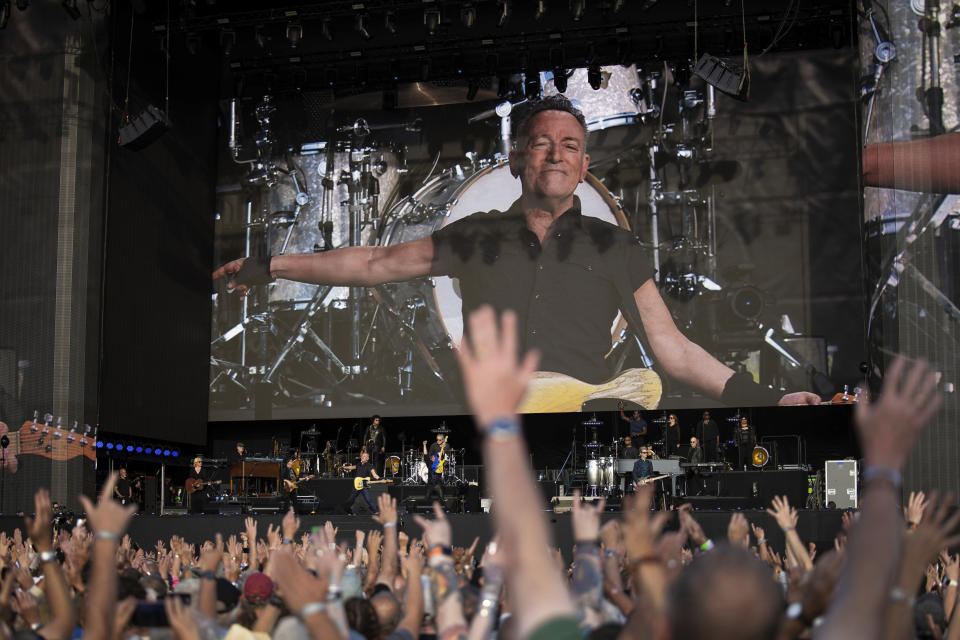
[135,446,143,453]
[106,443,114,450]
[145,447,153,454]
[96,441,104,449]
[171,450,179,458]
[163,449,171,456]
[126,445,134,452]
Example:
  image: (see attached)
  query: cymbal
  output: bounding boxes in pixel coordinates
[431,425,452,434]
[328,83,499,110]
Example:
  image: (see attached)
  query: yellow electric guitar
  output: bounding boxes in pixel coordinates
[519,368,662,413]
[354,477,393,491]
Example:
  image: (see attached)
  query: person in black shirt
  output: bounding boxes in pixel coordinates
[697,411,720,463]
[215,95,820,406]
[342,452,380,515]
[631,447,654,485]
[281,459,299,512]
[619,404,648,444]
[188,457,208,514]
[620,436,639,459]
[423,435,447,503]
[363,416,386,476]
[663,413,681,458]
[735,416,757,470]
[114,468,132,505]
[685,437,706,497]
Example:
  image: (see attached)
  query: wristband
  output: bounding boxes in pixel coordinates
[721,371,782,406]
[863,466,903,490]
[947,580,960,588]
[282,539,293,545]
[297,601,327,619]
[200,571,217,580]
[428,545,452,560]
[908,522,918,530]
[699,539,715,551]
[233,253,275,287]
[95,531,120,543]
[889,587,916,606]
[757,538,767,545]
[38,551,57,564]
[574,539,600,548]
[30,623,42,631]
[783,527,796,532]
[382,522,397,529]
[485,417,522,441]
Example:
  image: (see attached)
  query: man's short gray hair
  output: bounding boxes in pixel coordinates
[513,95,589,147]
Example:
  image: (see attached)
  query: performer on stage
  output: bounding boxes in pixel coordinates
[684,437,706,497]
[631,447,654,485]
[696,411,720,462]
[363,415,386,475]
[114,468,133,506]
[342,452,381,515]
[663,413,681,458]
[735,416,757,470]
[323,440,338,477]
[281,459,298,512]
[621,435,638,459]
[688,437,705,465]
[230,442,247,462]
[618,402,648,445]
[188,457,208,514]
[423,435,446,503]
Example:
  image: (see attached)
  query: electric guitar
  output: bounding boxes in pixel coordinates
[185,478,222,494]
[519,368,662,414]
[354,477,393,491]
[430,436,448,474]
[634,473,670,487]
[284,474,317,492]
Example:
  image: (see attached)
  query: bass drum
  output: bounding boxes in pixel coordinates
[380,161,630,352]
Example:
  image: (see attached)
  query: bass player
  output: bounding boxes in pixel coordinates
[423,435,446,503]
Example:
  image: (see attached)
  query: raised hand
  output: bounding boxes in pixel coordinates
[622,485,669,560]
[727,512,750,548]
[412,502,452,549]
[24,489,54,552]
[281,508,301,542]
[903,492,960,571]
[78,473,137,538]
[454,306,540,428]
[266,523,281,549]
[905,491,928,525]
[677,503,707,548]
[373,494,398,526]
[571,490,606,543]
[366,529,383,557]
[769,495,799,532]
[855,356,942,470]
[165,593,201,640]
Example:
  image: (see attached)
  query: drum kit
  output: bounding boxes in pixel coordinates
[210,64,799,412]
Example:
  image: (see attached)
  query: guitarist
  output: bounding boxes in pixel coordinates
[342,452,381,515]
[423,435,446,503]
[281,459,299,512]
[188,457,209,514]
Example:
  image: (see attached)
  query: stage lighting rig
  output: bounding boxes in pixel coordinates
[534,0,546,20]
[570,0,585,21]
[60,0,81,20]
[587,62,602,90]
[497,0,510,27]
[553,68,568,93]
[286,22,302,47]
[461,4,476,28]
[384,11,397,35]
[466,79,480,101]
[321,17,332,41]
[355,14,370,41]
[424,9,440,35]
[220,29,236,55]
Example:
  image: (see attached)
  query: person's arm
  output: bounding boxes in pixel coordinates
[77,473,136,640]
[468,541,505,640]
[371,468,381,480]
[25,489,75,640]
[817,357,943,640]
[396,546,425,639]
[213,236,435,294]
[633,281,819,405]
[271,551,344,640]
[569,492,606,628]
[372,494,398,588]
[244,517,259,573]
[363,530,382,597]
[414,504,468,640]
[769,496,813,572]
[455,307,575,638]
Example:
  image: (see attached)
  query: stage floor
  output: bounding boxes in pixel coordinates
[0,509,844,563]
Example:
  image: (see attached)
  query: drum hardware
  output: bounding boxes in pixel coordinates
[431,422,452,434]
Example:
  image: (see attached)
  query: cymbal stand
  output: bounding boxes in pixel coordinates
[263,285,347,384]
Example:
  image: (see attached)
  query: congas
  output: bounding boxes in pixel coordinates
[586,458,602,488]
[751,446,770,468]
[385,455,401,474]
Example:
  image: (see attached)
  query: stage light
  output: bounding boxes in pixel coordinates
[105,443,114,450]
[96,441,104,449]
[220,29,236,56]
[171,450,180,458]
[613,0,624,11]
[525,75,540,99]
[145,447,153,454]
[383,85,398,110]
[553,68,568,93]
[384,11,397,34]
[587,63,602,90]
[135,446,143,453]
[534,0,546,20]
[321,18,332,41]
[60,0,81,20]
[497,74,510,97]
[424,9,440,35]
[354,14,370,41]
[570,0,585,21]
[466,79,479,101]
[497,0,510,27]
[126,445,134,452]
[185,33,200,55]
[0,0,10,29]
[163,449,171,457]
[461,4,476,28]
[254,27,267,49]
[286,22,302,48]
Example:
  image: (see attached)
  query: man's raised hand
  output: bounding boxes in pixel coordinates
[78,472,137,538]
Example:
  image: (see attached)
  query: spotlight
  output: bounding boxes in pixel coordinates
[60,0,81,20]
[145,447,153,454]
[254,27,267,49]
[286,22,302,48]
[126,445,134,452]
[0,0,9,29]
[186,33,200,55]
[354,14,370,40]
[587,63,602,90]
[96,441,104,449]
[461,4,476,28]
[466,79,479,101]
[171,450,180,458]
[220,29,236,56]
[497,74,510,97]
[135,446,143,453]
[534,0,546,20]
[554,69,568,93]
[525,74,540,99]
[570,0,585,21]
[497,0,510,27]
[321,18,332,41]
[384,11,397,34]
[163,449,171,457]
[424,9,440,35]
[15,0,26,10]
[105,442,114,450]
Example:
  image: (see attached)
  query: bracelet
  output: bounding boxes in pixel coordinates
[946,579,959,588]
[382,522,397,529]
[95,531,120,543]
[699,539,715,551]
[485,417,522,441]
[757,538,767,545]
[282,539,293,545]
[38,551,57,564]
[863,466,903,490]
[428,545,452,560]
[200,571,217,580]
[297,601,327,619]
[783,527,795,532]
[574,539,600,548]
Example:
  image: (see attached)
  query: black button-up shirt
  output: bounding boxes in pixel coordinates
[431,197,652,383]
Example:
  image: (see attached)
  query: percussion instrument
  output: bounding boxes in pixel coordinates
[385,455,401,474]
[586,458,602,488]
[751,446,770,468]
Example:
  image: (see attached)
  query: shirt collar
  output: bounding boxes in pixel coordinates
[505,196,584,229]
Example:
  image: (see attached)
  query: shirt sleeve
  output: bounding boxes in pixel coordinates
[624,236,655,291]
[430,215,478,277]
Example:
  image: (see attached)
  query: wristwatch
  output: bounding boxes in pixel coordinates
[38,550,57,564]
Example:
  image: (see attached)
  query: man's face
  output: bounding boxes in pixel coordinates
[509,110,590,203]
[640,448,648,459]
[373,417,380,425]
[436,435,443,445]
[632,411,640,419]
[120,469,127,477]
[703,412,710,420]
[361,453,369,463]
[690,438,698,448]
[741,417,748,426]
[624,437,632,448]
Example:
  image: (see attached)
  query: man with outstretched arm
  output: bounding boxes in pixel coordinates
[214,95,818,408]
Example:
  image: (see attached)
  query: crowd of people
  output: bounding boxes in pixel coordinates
[0,307,948,640]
